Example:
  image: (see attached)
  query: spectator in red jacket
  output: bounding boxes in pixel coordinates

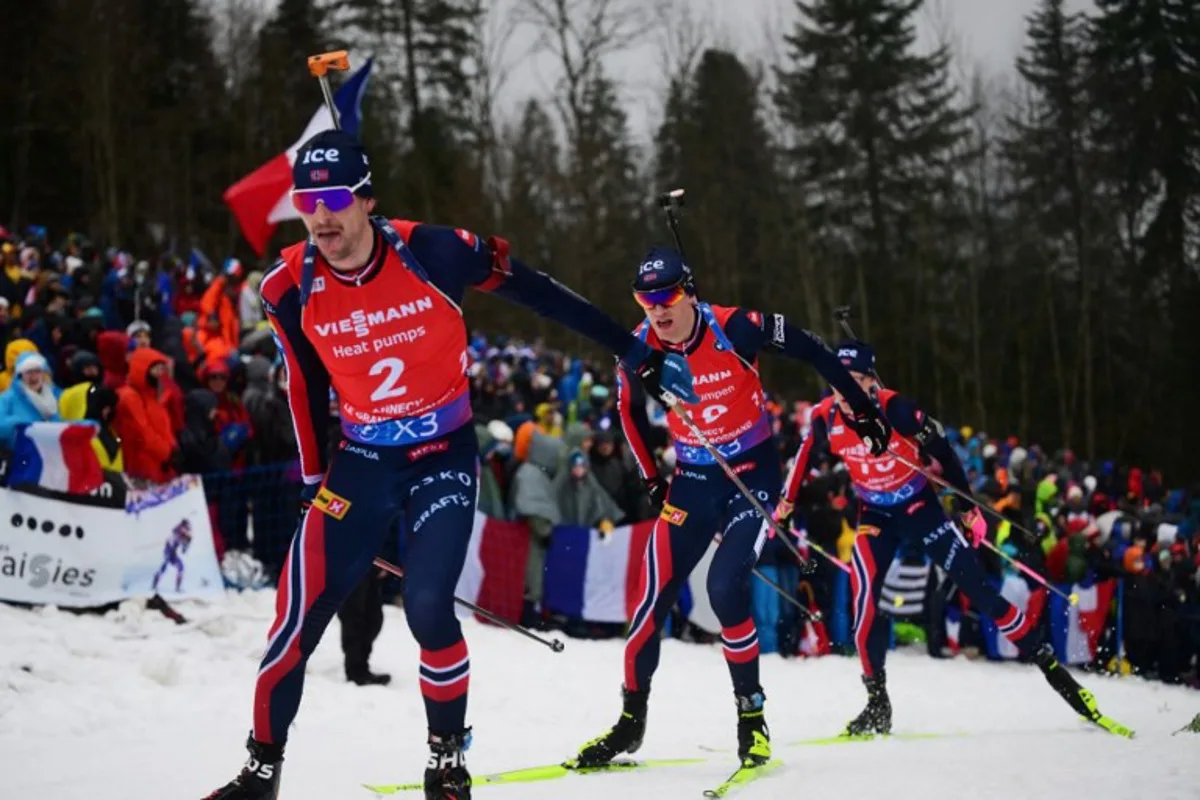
[125,321,184,432]
[114,347,178,483]
[97,330,129,390]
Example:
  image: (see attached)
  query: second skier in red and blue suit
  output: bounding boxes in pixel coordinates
[571,248,893,770]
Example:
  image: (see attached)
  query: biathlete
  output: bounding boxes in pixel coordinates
[151,518,192,593]
[776,340,1128,737]
[203,130,696,800]
[571,249,892,771]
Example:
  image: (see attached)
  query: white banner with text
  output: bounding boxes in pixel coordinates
[0,475,223,607]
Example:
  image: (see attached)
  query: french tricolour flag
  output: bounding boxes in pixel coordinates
[223,58,373,256]
[454,512,530,626]
[541,522,656,623]
[1050,578,1115,665]
[9,422,104,494]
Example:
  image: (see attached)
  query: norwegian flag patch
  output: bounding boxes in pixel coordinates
[309,168,329,182]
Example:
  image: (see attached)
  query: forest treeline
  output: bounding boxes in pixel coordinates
[2,0,1198,477]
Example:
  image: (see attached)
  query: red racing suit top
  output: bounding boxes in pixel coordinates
[263,217,649,484]
[617,303,879,476]
[781,389,973,509]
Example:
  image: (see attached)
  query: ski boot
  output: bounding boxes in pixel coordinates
[843,672,892,736]
[570,687,648,768]
[735,691,772,767]
[1034,643,1099,717]
[1032,643,1136,737]
[203,736,282,799]
[424,729,472,800]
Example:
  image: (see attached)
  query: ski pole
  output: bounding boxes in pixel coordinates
[656,189,688,258]
[832,307,1078,606]
[373,557,566,653]
[747,556,821,622]
[307,50,351,129]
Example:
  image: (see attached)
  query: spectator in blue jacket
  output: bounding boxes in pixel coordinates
[0,351,62,447]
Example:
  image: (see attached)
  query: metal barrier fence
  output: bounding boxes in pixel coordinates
[196,460,304,582]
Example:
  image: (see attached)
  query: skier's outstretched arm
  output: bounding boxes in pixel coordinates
[723,309,877,419]
[884,395,973,499]
[407,225,650,364]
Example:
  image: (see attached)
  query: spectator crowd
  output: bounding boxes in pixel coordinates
[2,223,1197,690]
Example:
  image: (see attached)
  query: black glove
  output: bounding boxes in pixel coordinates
[797,552,819,576]
[846,406,892,457]
[644,476,669,511]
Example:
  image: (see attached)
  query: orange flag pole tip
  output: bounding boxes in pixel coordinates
[307,51,351,77]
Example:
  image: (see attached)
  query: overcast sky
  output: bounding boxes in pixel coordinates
[495,0,1097,142]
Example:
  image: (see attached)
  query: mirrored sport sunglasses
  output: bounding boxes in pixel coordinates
[633,283,688,310]
[290,174,372,215]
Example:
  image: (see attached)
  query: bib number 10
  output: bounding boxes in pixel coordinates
[369,357,408,401]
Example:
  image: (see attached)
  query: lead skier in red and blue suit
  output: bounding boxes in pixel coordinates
[203,130,698,800]
[571,248,893,771]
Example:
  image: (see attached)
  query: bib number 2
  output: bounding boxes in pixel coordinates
[369,357,408,401]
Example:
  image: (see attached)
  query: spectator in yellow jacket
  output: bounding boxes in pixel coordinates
[59,350,105,420]
[0,338,39,392]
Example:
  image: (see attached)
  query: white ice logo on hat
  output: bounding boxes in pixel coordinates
[300,148,340,164]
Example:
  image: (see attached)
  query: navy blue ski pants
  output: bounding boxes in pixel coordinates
[851,489,1039,677]
[625,440,781,697]
[253,423,478,745]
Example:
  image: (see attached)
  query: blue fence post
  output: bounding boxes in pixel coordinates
[831,567,850,647]
[752,565,781,654]
[1116,577,1125,677]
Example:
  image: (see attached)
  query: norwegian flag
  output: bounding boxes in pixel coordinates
[223,58,373,255]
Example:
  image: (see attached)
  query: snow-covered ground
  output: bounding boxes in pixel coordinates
[2,592,1196,800]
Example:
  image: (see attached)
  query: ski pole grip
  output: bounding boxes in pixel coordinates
[308,50,351,76]
[656,188,685,208]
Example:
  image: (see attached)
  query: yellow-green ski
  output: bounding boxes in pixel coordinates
[1090,714,1135,739]
[789,731,958,746]
[363,757,704,795]
[702,759,782,798]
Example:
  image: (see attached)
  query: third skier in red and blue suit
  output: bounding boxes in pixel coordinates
[571,248,892,771]
[777,340,1124,739]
